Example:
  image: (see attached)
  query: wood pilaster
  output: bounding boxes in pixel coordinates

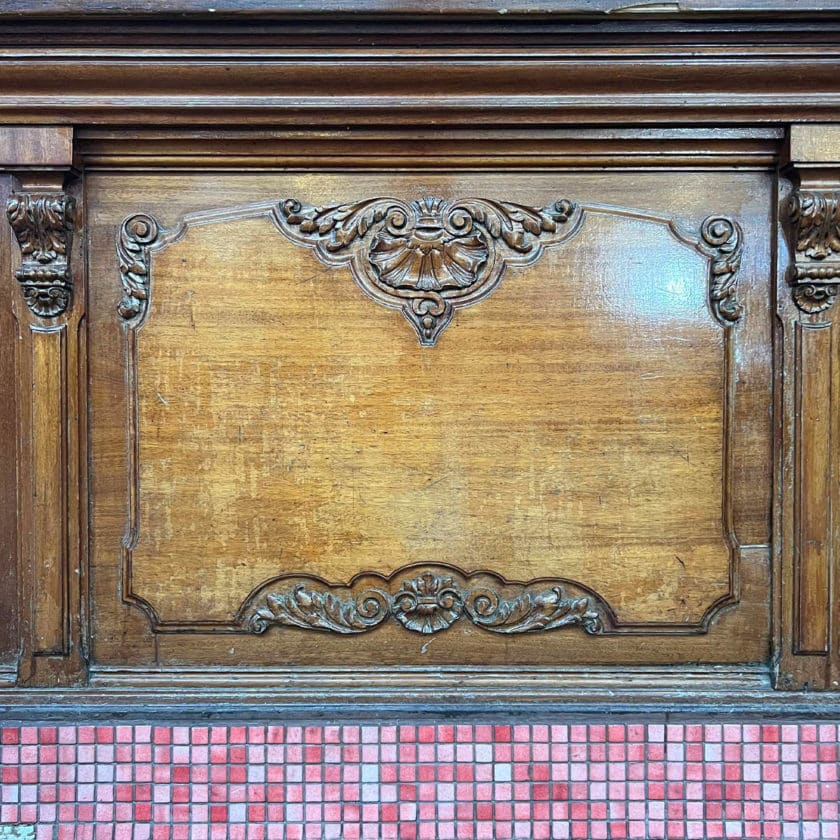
[2,127,86,686]
[779,125,840,689]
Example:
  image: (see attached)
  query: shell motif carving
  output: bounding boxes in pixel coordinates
[273,196,580,345]
[116,197,744,335]
[392,571,465,634]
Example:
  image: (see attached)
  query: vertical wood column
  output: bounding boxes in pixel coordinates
[779,125,840,690]
[2,127,86,686]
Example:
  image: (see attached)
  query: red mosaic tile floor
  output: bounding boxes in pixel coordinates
[0,722,838,839]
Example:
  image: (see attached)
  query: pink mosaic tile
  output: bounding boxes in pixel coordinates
[0,723,838,837]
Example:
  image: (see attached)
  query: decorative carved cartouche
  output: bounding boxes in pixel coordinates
[6,193,75,318]
[117,197,744,338]
[274,196,580,345]
[242,568,605,637]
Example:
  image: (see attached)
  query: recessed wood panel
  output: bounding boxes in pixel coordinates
[31,326,68,656]
[795,322,833,655]
[87,171,771,668]
[130,211,729,628]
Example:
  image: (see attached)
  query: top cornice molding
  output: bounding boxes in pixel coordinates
[5,0,840,16]
[2,4,840,127]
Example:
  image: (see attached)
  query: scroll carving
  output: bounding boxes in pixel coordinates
[6,193,75,318]
[273,196,580,345]
[242,567,606,637]
[789,190,840,313]
[116,197,744,339]
[700,216,743,324]
[117,214,162,320]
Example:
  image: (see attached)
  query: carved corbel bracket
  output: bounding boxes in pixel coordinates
[788,190,840,314]
[6,192,75,318]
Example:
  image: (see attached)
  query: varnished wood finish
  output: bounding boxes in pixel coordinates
[6,1,840,13]
[0,127,73,169]
[777,126,840,691]
[3,132,86,686]
[80,167,770,671]
[1,5,840,709]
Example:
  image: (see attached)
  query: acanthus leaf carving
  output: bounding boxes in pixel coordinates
[273,196,579,345]
[791,190,840,260]
[464,585,604,635]
[247,585,390,635]
[240,568,608,638]
[116,196,744,339]
[117,213,163,321]
[699,216,743,324]
[6,193,75,318]
[789,190,840,313]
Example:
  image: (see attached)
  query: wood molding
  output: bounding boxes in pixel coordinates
[16,664,840,721]
[116,194,743,639]
[5,22,840,126]
[76,127,783,170]
[5,0,840,15]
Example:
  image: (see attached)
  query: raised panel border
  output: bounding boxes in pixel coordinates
[116,194,743,638]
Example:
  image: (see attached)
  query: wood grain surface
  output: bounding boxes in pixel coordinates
[84,169,771,668]
[5,5,840,701]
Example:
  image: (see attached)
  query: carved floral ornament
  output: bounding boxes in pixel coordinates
[6,192,75,318]
[789,190,840,313]
[275,196,579,344]
[239,567,607,637]
[117,195,744,342]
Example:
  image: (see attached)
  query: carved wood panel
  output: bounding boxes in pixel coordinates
[117,195,742,633]
[4,6,840,707]
[83,170,772,669]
